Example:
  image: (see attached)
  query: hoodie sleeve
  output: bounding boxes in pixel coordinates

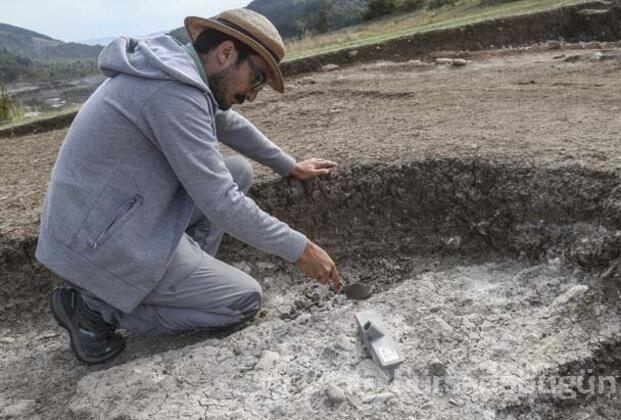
[139,81,308,263]
[215,109,297,177]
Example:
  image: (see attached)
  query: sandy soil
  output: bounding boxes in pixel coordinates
[2,43,621,419]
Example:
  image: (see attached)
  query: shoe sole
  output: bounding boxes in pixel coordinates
[50,288,124,365]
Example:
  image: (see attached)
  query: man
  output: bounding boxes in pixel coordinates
[36,8,340,364]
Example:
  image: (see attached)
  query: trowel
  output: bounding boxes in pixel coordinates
[340,278,372,300]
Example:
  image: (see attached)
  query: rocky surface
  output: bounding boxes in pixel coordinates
[66,260,621,419]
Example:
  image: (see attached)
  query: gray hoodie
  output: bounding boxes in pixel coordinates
[35,35,307,313]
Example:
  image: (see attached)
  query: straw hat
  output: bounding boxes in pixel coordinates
[184,9,286,93]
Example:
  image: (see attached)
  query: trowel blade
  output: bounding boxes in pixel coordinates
[343,282,372,300]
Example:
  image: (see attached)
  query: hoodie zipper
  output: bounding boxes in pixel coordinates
[93,195,143,249]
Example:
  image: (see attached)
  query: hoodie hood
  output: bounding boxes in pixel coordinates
[98,35,210,95]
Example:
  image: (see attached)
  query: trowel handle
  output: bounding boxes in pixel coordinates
[363,320,386,340]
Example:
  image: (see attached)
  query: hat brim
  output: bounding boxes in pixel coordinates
[184,16,285,93]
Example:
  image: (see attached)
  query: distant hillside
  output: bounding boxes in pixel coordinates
[0,23,102,83]
[0,22,102,63]
[247,0,368,38]
[169,0,369,43]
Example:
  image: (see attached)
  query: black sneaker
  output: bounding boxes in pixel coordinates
[50,286,125,364]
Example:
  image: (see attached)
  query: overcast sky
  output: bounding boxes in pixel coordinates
[1,0,252,42]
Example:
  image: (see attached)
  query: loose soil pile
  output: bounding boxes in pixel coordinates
[2,42,621,419]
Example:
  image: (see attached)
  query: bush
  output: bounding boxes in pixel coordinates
[0,85,22,124]
[363,0,399,20]
[427,0,457,9]
[401,0,426,12]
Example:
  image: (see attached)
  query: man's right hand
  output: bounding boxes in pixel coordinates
[296,240,340,291]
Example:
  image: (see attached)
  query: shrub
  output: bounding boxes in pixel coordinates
[0,85,22,124]
[400,0,426,12]
[363,0,399,20]
[427,0,457,9]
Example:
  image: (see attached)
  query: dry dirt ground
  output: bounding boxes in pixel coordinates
[2,42,621,419]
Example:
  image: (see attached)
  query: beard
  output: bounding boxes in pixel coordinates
[208,65,246,111]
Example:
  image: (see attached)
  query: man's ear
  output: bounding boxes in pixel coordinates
[216,40,237,66]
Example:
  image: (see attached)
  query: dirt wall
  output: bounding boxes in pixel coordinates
[250,159,621,270]
[6,158,621,294]
[282,0,621,75]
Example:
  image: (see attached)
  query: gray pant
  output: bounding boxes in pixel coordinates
[83,156,262,336]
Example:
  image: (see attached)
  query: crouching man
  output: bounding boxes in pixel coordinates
[36,8,340,364]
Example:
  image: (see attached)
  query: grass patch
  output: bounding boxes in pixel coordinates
[285,0,591,60]
[0,104,80,130]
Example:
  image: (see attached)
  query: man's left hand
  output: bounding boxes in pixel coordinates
[291,158,337,180]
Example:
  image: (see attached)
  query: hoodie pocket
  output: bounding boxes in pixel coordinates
[92,194,143,249]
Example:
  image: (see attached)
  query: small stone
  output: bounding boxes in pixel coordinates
[452,58,467,67]
[361,392,394,404]
[255,350,280,370]
[321,64,340,72]
[428,359,447,377]
[296,313,311,324]
[590,52,603,61]
[335,335,355,351]
[458,297,473,306]
[326,383,346,403]
[348,50,359,58]
[0,337,16,344]
[435,58,453,65]
[445,236,462,248]
[552,285,589,307]
[420,402,434,410]
[256,261,276,271]
[426,316,454,335]
[1,399,36,417]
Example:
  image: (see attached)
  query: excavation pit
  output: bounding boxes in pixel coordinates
[3,159,621,419]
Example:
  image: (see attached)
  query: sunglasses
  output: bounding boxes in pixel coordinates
[246,56,267,92]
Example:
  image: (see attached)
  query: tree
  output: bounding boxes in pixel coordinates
[316,0,331,33]
[400,0,425,12]
[363,0,399,21]
[294,20,311,39]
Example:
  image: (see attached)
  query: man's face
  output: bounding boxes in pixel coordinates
[208,52,269,111]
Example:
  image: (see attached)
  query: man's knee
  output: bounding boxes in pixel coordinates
[230,289,262,322]
[225,156,254,193]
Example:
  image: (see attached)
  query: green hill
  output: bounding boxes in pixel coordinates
[0,22,102,63]
[169,0,369,43]
[247,0,369,38]
[0,23,102,83]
